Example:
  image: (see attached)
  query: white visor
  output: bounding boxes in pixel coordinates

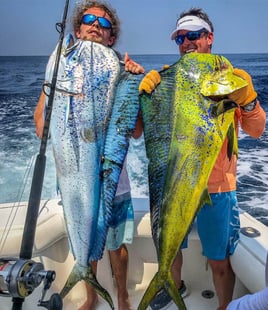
[171,15,212,40]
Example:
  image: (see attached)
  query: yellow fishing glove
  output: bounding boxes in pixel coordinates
[162,64,170,70]
[139,70,161,94]
[228,68,257,106]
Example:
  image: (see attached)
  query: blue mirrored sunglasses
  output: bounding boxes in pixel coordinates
[175,29,207,46]
[81,14,112,29]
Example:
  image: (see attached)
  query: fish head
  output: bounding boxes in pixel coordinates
[43,35,83,97]
[57,39,85,95]
[200,55,248,97]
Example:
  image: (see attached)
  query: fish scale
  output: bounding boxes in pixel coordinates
[139,53,248,310]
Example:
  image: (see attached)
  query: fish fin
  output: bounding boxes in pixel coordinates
[165,272,186,310]
[138,271,186,310]
[60,263,114,309]
[211,99,238,117]
[137,272,163,310]
[84,266,114,309]
[181,190,212,243]
[139,64,176,249]
[199,189,212,209]
[227,122,238,160]
[60,263,83,299]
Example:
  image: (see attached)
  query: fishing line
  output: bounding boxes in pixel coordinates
[6,2,70,309]
[19,0,70,261]
[0,154,35,254]
[40,1,70,155]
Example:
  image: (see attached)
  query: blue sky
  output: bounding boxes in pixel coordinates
[1,0,268,56]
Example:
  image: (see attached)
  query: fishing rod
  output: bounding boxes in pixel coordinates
[0,1,69,309]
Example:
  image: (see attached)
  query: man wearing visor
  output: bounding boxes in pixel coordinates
[170,14,213,54]
[139,8,266,310]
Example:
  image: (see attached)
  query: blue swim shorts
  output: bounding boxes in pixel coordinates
[106,192,134,251]
[181,191,240,260]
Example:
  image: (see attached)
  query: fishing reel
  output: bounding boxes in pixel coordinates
[0,257,62,310]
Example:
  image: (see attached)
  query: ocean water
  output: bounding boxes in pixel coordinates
[0,53,268,226]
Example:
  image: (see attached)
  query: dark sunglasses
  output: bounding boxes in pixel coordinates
[81,14,112,29]
[175,29,208,46]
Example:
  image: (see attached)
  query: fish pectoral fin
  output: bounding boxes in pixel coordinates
[211,99,238,117]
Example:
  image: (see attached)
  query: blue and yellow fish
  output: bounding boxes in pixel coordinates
[138,53,247,309]
[45,34,121,309]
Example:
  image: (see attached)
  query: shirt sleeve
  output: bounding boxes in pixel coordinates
[227,287,268,310]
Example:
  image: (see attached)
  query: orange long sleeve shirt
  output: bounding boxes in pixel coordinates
[208,101,266,193]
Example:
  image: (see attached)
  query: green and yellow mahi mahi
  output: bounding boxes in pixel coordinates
[139,53,247,309]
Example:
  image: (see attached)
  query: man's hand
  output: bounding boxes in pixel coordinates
[228,68,257,106]
[124,52,145,74]
[139,70,161,94]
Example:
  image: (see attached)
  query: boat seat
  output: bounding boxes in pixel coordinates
[128,198,200,286]
[231,211,268,293]
[0,199,69,262]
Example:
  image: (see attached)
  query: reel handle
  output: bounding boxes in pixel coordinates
[38,293,63,310]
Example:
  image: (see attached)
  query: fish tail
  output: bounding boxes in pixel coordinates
[138,271,187,310]
[165,273,187,310]
[60,263,114,309]
[84,265,114,309]
[137,272,161,310]
[60,263,82,299]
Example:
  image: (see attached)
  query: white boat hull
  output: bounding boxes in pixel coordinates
[0,198,267,309]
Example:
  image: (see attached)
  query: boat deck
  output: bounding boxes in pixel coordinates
[0,198,267,309]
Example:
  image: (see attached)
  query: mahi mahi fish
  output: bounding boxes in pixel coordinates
[138,53,248,309]
[44,34,121,308]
